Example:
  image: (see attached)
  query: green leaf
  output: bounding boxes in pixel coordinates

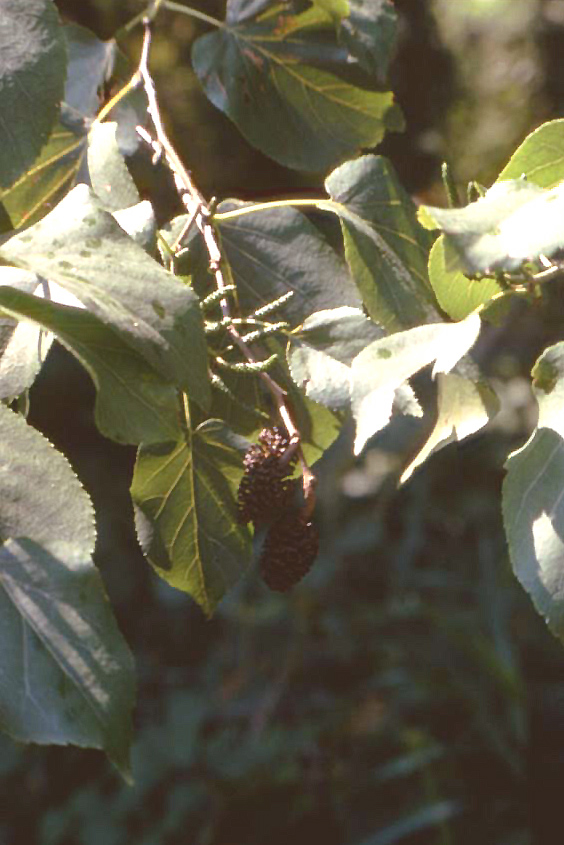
[503,341,564,644]
[0,403,135,777]
[113,200,157,251]
[420,179,564,275]
[184,201,361,326]
[87,122,140,212]
[0,185,210,409]
[287,306,384,409]
[497,119,564,187]
[0,0,66,190]
[0,24,135,230]
[350,314,482,454]
[192,2,403,172]
[428,235,504,321]
[0,111,87,230]
[340,0,398,82]
[63,23,116,118]
[131,418,251,617]
[325,155,440,331]
[0,269,54,400]
[311,0,349,22]
[401,372,499,483]
[0,278,181,444]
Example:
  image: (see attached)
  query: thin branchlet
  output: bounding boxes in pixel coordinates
[114,18,315,507]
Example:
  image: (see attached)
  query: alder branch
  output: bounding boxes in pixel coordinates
[131,19,316,506]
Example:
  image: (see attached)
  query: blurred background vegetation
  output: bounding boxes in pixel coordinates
[4,1,564,843]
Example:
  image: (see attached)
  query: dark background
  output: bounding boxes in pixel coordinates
[3,1,564,843]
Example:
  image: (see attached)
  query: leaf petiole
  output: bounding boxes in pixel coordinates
[162,1,224,28]
[214,198,341,222]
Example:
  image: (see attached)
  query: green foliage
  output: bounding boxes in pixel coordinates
[191,0,403,171]
[0,403,134,778]
[131,417,252,617]
[0,0,564,790]
[0,0,67,190]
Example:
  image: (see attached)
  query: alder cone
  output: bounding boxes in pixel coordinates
[260,512,319,592]
[237,427,297,525]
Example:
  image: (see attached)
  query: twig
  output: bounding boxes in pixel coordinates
[129,19,315,505]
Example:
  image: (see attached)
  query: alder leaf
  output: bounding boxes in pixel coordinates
[0,185,210,410]
[0,111,87,230]
[131,419,251,617]
[497,118,564,187]
[0,278,181,445]
[0,0,66,190]
[87,122,140,212]
[502,342,564,644]
[0,269,54,401]
[0,403,135,778]
[419,179,564,275]
[287,306,384,409]
[0,24,140,230]
[428,235,504,321]
[341,0,398,82]
[401,372,499,483]
[325,155,440,331]
[192,1,403,172]
[350,314,482,455]
[182,201,361,326]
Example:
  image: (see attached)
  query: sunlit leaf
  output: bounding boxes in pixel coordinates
[287,306,383,409]
[401,372,499,483]
[0,24,139,230]
[0,185,210,409]
[503,341,564,644]
[63,22,116,118]
[350,314,482,454]
[428,235,504,321]
[0,278,181,444]
[0,269,54,400]
[419,179,564,275]
[0,403,135,778]
[192,1,403,171]
[325,155,439,330]
[183,201,361,326]
[131,418,252,617]
[0,0,66,190]
[87,122,139,212]
[0,111,87,230]
[338,0,398,81]
[497,118,564,187]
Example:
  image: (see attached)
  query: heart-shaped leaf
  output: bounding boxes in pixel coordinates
[192,2,403,171]
[497,119,564,187]
[0,403,135,778]
[401,372,499,483]
[0,277,181,444]
[287,306,384,409]
[0,269,54,400]
[503,341,564,643]
[183,200,361,326]
[0,185,210,409]
[131,418,251,617]
[419,179,564,275]
[325,155,440,331]
[350,314,482,454]
[0,0,66,190]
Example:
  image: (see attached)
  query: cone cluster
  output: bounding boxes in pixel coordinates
[259,511,319,592]
[237,426,319,592]
[237,427,297,525]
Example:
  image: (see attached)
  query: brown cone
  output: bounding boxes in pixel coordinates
[237,427,297,525]
[259,512,319,592]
